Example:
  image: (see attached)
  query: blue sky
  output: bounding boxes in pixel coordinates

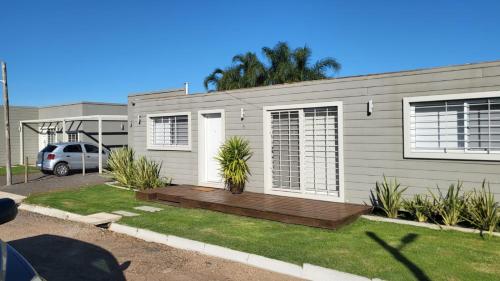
[1,1,499,106]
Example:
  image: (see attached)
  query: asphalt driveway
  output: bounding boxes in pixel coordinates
[0,172,109,196]
[0,211,299,281]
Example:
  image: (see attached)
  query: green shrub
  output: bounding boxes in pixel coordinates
[463,181,499,236]
[215,136,252,193]
[133,156,170,190]
[402,194,434,222]
[430,182,466,226]
[374,176,407,219]
[107,147,171,190]
[107,147,135,188]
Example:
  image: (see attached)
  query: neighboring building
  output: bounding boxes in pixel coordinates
[129,60,500,204]
[0,106,38,165]
[36,102,128,151]
[0,102,128,166]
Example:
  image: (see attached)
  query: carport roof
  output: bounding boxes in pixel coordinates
[19,115,127,124]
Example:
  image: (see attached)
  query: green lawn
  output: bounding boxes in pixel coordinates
[26,185,500,281]
[0,165,39,176]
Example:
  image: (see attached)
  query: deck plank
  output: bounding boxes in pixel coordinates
[136,186,371,229]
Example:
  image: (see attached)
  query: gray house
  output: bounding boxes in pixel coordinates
[0,102,128,167]
[128,60,500,204]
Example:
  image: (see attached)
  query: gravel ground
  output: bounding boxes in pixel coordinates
[0,211,300,281]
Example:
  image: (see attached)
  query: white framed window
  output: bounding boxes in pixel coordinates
[263,102,344,202]
[403,91,500,161]
[47,128,57,144]
[146,112,191,151]
[67,132,79,142]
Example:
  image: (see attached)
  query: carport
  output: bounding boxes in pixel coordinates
[19,115,128,173]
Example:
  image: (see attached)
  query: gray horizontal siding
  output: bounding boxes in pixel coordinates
[129,61,500,204]
[0,107,39,165]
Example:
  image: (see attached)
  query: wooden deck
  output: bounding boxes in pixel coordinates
[136,186,372,229]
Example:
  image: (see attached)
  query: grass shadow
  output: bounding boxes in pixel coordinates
[366,231,430,281]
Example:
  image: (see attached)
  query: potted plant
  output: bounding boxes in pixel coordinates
[215,136,252,194]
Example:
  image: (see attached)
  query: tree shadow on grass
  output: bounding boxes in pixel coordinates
[366,231,431,281]
[8,234,130,281]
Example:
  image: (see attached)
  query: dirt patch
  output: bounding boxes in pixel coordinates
[0,211,301,281]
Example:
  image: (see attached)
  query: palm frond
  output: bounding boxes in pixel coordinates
[205,42,341,91]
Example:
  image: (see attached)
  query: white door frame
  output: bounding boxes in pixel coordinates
[263,101,345,203]
[198,109,225,188]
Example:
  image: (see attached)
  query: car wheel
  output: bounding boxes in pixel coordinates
[54,162,70,177]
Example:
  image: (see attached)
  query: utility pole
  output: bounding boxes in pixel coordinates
[1,62,12,186]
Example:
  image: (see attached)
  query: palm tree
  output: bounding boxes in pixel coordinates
[203,66,241,92]
[264,42,341,84]
[204,42,341,91]
[262,42,294,85]
[232,52,266,88]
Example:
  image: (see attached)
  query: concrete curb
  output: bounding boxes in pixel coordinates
[0,191,27,204]
[19,204,84,221]
[108,223,380,281]
[361,215,500,237]
[303,264,376,281]
[19,204,122,226]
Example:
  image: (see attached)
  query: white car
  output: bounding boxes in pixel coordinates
[36,142,110,176]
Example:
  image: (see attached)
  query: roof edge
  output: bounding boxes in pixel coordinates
[38,101,127,109]
[128,88,185,98]
[129,59,500,98]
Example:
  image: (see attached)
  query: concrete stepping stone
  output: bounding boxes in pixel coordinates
[134,206,163,212]
[112,210,140,217]
[75,212,122,225]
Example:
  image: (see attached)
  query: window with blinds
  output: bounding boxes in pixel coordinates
[67,132,79,142]
[270,106,340,197]
[410,98,500,154]
[271,111,301,191]
[147,113,191,150]
[47,128,56,144]
[303,107,340,196]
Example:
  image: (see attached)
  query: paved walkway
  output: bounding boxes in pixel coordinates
[0,172,109,196]
[0,211,298,281]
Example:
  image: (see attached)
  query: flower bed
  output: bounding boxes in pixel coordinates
[372,177,500,237]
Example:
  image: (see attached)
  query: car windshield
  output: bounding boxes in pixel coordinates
[41,145,57,153]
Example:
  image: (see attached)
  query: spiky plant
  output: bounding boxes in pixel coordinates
[215,136,252,194]
[374,176,407,218]
[403,194,434,222]
[463,181,499,236]
[133,156,165,190]
[107,147,135,188]
[430,182,466,226]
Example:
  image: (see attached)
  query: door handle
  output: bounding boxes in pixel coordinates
[66,155,71,157]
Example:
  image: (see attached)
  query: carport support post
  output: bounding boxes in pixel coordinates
[98,117,103,174]
[19,122,24,164]
[62,120,67,142]
[24,156,28,183]
[81,153,86,176]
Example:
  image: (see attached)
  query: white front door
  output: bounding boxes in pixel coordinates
[199,111,224,187]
